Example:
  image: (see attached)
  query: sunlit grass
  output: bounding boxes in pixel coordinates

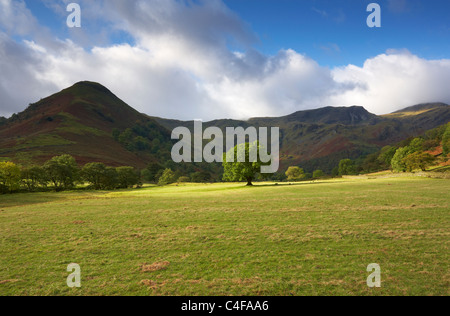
[0,177,449,296]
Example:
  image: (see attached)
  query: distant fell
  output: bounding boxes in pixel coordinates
[249,106,379,126]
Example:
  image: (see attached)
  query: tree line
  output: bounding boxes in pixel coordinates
[0,155,141,194]
[331,122,450,175]
[0,154,218,194]
[1,123,448,193]
[279,122,450,180]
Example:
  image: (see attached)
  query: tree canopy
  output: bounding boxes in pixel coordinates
[43,154,79,191]
[285,166,305,181]
[222,142,266,186]
[0,161,21,193]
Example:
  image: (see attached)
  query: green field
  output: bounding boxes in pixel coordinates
[0,177,449,296]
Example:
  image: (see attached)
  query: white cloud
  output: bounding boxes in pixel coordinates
[331,52,450,114]
[1,0,450,120]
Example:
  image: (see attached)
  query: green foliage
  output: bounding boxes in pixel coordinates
[285,166,305,181]
[378,146,397,168]
[222,142,265,186]
[43,155,79,191]
[391,147,411,172]
[177,176,190,183]
[2,154,143,194]
[409,138,425,153]
[359,153,381,174]
[313,170,325,179]
[338,159,356,175]
[21,166,47,192]
[82,163,118,190]
[116,166,139,189]
[0,161,21,193]
[133,136,150,151]
[158,169,176,186]
[190,171,212,183]
[402,152,436,172]
[113,122,171,154]
[142,163,165,183]
[331,167,339,177]
[269,172,287,182]
[112,128,121,141]
[443,123,450,156]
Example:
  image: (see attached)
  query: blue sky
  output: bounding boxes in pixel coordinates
[224,0,450,66]
[1,0,450,120]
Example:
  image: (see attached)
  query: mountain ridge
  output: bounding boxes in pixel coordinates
[0,81,449,174]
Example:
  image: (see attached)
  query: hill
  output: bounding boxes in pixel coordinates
[1,81,449,175]
[0,81,171,168]
[153,103,450,173]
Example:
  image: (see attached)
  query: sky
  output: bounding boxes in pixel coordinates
[1,0,450,120]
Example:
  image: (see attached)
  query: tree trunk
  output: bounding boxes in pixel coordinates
[246,177,253,186]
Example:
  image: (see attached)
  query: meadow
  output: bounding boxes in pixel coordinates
[0,177,448,296]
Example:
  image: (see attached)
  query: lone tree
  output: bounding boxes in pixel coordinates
[223,142,267,186]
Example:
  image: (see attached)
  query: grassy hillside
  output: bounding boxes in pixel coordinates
[0,178,448,296]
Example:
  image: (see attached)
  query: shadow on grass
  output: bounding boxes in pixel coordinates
[0,192,67,208]
[0,189,113,208]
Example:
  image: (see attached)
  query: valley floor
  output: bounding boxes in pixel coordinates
[0,177,449,296]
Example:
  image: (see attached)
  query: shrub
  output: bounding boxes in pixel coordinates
[177,176,190,183]
[313,170,325,179]
[285,166,305,181]
[158,169,176,186]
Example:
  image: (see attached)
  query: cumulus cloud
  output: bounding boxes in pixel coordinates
[0,0,450,120]
[331,52,450,114]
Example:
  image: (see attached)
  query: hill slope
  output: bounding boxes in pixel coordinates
[0,82,171,167]
[153,103,450,172]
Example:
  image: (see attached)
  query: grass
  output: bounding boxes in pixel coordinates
[56,112,108,137]
[382,109,433,118]
[0,177,449,296]
[13,134,75,151]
